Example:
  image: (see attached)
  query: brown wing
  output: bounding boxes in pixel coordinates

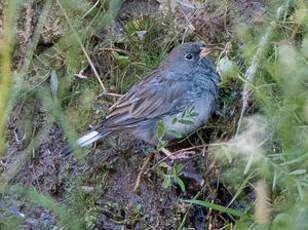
[102,70,192,129]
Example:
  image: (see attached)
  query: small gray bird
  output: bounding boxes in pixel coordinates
[64,42,219,155]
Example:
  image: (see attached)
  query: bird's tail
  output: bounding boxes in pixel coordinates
[62,129,111,156]
[77,130,106,147]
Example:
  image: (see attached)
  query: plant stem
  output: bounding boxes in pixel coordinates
[236,5,286,136]
[0,1,17,155]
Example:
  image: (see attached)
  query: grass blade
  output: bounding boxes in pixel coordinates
[181,199,250,219]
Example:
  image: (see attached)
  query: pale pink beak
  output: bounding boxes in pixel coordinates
[199,47,212,58]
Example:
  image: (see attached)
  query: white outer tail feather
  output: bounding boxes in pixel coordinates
[76,130,103,147]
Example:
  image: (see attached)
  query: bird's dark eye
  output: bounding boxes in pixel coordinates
[185,53,193,60]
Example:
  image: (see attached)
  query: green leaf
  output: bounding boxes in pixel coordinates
[174,163,184,174]
[127,21,137,33]
[190,112,199,117]
[160,140,167,146]
[189,106,195,113]
[156,167,164,175]
[171,117,178,125]
[133,204,142,213]
[178,119,194,125]
[233,221,251,230]
[175,176,185,192]
[112,51,129,64]
[181,106,188,118]
[156,120,165,139]
[167,129,182,138]
[289,169,307,175]
[159,162,169,168]
[272,213,291,229]
[148,147,156,153]
[157,139,167,151]
[181,199,249,219]
[162,176,171,189]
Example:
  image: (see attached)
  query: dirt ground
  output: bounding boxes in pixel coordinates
[1,0,266,229]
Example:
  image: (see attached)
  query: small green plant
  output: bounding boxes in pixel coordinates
[155,120,168,151]
[133,204,142,214]
[151,106,199,153]
[173,106,199,125]
[84,212,97,229]
[157,162,186,192]
[168,106,199,138]
[152,106,199,192]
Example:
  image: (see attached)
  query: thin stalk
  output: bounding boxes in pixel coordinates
[0,1,18,155]
[19,0,53,78]
[236,5,286,136]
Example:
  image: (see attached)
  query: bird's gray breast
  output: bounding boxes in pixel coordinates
[162,71,218,139]
[162,92,216,140]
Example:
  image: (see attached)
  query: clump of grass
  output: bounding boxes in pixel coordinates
[0,0,123,228]
[209,1,308,229]
[0,0,178,227]
[64,173,103,229]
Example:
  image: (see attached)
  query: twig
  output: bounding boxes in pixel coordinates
[57,0,107,92]
[204,157,216,176]
[146,143,222,174]
[207,194,216,230]
[173,144,209,154]
[146,147,201,173]
[81,43,106,91]
[81,0,100,19]
[133,154,152,192]
[236,6,286,136]
[99,92,123,98]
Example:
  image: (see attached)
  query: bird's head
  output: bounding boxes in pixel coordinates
[159,42,216,78]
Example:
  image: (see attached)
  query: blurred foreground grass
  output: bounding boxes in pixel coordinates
[0,0,308,229]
